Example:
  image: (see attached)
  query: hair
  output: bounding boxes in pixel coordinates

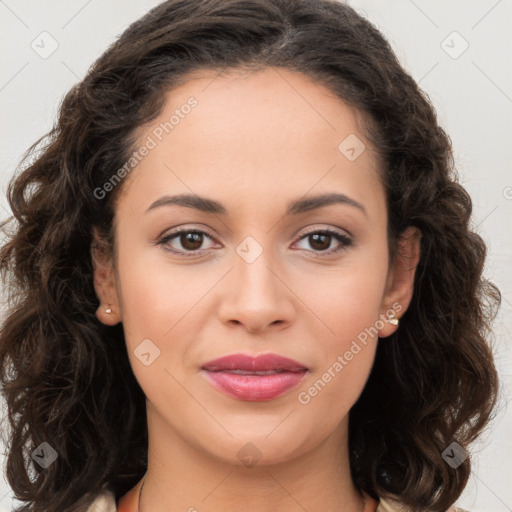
[0,0,501,511]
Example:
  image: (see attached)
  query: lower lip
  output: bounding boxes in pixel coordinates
[202,370,307,401]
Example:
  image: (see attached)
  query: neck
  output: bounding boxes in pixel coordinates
[136,406,365,512]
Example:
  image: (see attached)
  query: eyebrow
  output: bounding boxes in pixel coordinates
[146,192,367,217]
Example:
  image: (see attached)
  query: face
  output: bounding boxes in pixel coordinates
[93,67,419,468]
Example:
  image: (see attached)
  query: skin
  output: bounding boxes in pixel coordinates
[92,66,421,512]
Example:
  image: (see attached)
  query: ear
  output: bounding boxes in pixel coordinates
[378,226,422,338]
[91,226,121,326]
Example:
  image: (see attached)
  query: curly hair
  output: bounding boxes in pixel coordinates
[0,1,500,511]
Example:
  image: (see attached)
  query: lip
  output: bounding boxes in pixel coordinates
[201,353,309,401]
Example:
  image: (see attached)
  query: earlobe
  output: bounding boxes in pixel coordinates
[378,226,422,338]
[91,227,122,326]
[96,302,121,326]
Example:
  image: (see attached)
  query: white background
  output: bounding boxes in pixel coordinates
[0,1,511,511]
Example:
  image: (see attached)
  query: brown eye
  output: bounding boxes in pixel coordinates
[157,227,352,258]
[179,232,204,251]
[294,229,352,255]
[158,229,215,255]
[308,233,332,251]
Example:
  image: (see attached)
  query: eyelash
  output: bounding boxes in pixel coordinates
[156,227,353,257]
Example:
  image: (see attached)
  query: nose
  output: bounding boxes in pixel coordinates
[217,247,296,334]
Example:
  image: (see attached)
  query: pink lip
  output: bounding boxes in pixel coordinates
[201,353,308,401]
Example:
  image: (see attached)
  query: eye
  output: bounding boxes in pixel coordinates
[293,228,352,256]
[156,227,352,257]
[157,228,216,255]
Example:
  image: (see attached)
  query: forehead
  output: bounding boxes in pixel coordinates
[117,67,384,217]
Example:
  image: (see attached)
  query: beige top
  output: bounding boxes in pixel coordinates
[85,487,468,512]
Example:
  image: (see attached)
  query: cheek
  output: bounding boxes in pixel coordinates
[294,282,383,428]
[115,229,202,337]
[292,251,388,410]
[294,249,389,349]
[113,239,204,385]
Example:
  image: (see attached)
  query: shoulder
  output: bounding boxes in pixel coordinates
[377,497,471,512]
[86,487,117,512]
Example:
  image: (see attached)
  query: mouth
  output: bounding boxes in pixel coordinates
[201,353,309,401]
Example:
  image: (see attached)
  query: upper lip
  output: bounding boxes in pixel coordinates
[201,353,308,372]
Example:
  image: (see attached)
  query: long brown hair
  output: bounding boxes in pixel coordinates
[0,1,500,511]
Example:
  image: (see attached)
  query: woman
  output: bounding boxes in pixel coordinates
[0,1,500,511]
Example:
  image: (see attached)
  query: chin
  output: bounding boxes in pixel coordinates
[205,427,316,468]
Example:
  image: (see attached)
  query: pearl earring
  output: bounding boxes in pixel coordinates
[105,304,112,314]
[388,311,399,326]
